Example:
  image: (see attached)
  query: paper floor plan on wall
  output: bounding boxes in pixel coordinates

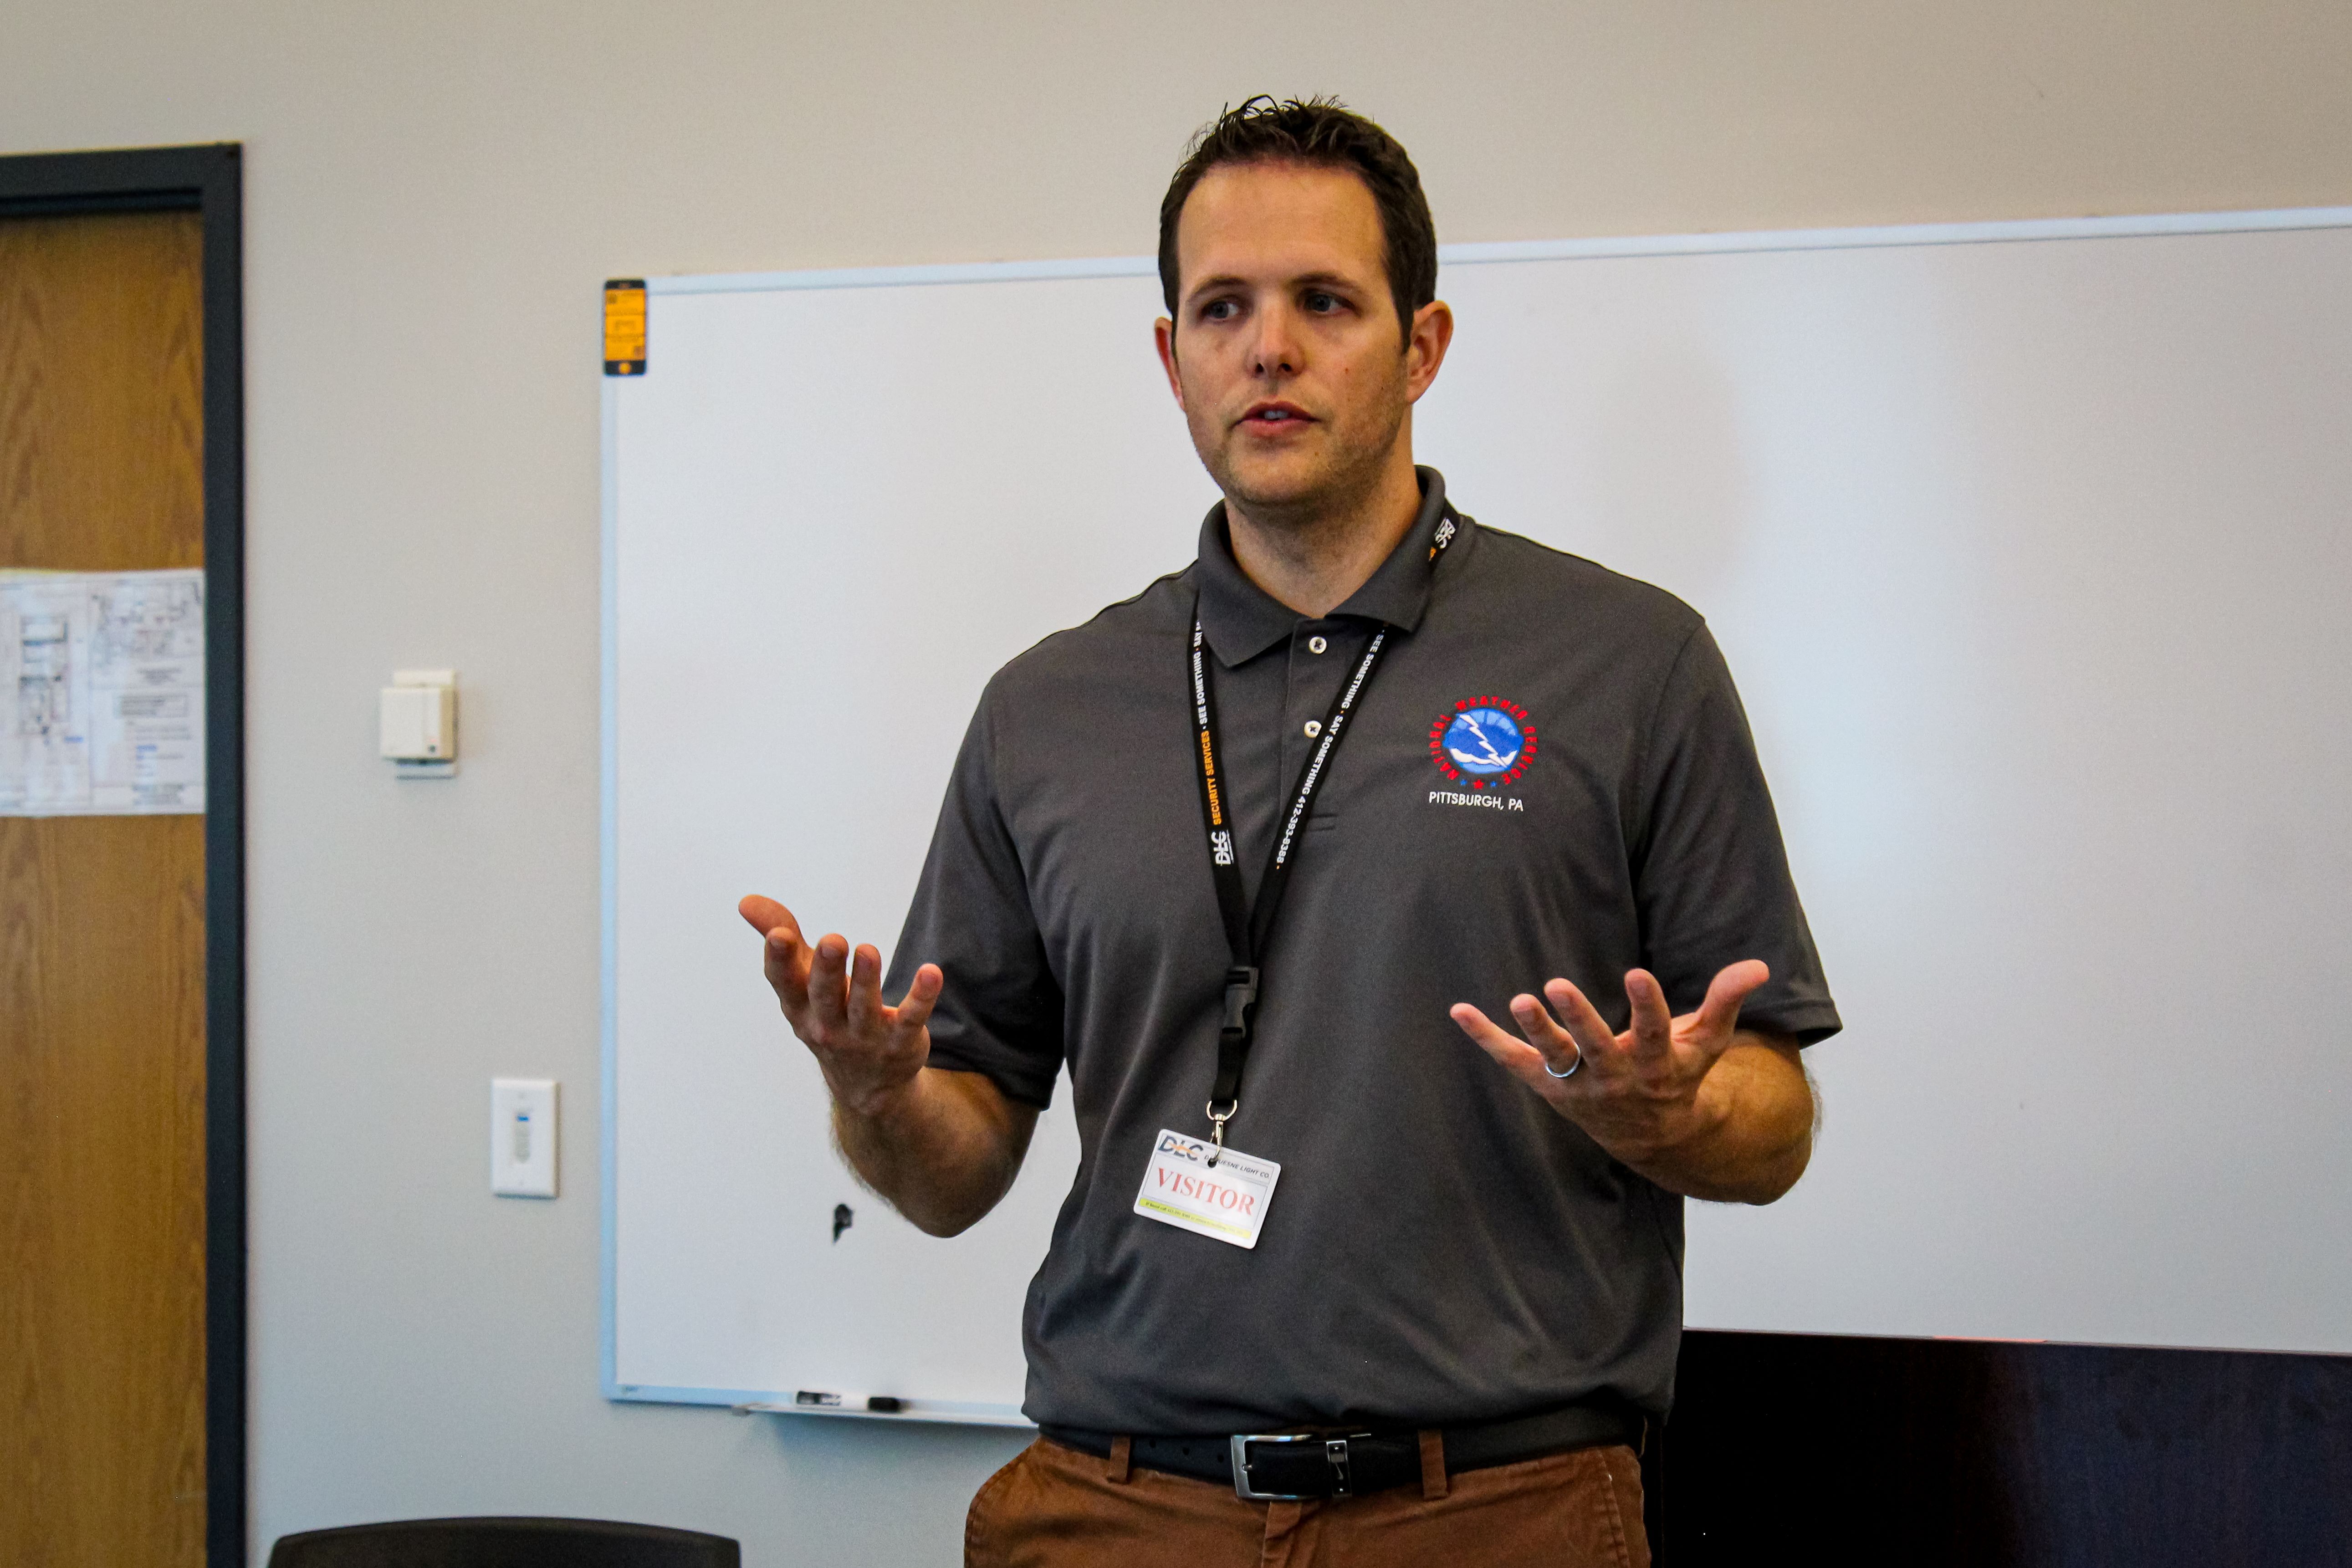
[0,568,205,815]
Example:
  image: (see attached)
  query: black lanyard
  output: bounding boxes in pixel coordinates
[1186,505,1461,1159]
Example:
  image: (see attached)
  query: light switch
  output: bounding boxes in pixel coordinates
[382,669,458,776]
[491,1078,557,1197]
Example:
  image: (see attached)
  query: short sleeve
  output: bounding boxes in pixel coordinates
[1630,623,1842,1045]
[885,690,1068,1107]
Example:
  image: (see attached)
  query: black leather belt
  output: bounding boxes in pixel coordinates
[1040,1399,1640,1502]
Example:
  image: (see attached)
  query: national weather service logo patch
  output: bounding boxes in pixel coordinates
[1428,697,1538,791]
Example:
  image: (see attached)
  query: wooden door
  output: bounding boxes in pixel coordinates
[0,209,209,1568]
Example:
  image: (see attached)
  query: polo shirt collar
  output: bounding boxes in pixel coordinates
[1193,466,1457,667]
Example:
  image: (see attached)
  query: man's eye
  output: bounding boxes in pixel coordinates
[1304,291,1342,313]
[1202,299,1239,322]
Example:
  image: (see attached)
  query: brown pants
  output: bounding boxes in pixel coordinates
[966,1436,1652,1568]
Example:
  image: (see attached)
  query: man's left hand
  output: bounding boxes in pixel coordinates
[1450,960,1814,1203]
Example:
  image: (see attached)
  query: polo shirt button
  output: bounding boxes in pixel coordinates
[1308,635,1328,654]
[1304,720,1323,738]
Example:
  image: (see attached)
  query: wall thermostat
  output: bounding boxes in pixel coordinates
[381,668,458,777]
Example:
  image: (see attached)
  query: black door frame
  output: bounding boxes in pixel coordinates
[0,142,246,1568]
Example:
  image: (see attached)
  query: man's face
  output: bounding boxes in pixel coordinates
[1156,160,1446,519]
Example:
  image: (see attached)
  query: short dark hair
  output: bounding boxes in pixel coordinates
[1158,96,1437,347]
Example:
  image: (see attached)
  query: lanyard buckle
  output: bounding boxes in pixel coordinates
[1220,966,1260,1034]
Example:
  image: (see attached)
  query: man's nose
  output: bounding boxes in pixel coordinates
[1249,302,1302,377]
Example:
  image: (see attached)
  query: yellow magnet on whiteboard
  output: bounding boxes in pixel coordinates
[604,279,647,375]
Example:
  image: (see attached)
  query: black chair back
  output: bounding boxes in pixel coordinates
[266,1516,740,1568]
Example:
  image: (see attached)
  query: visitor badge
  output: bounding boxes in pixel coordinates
[1133,1128,1281,1249]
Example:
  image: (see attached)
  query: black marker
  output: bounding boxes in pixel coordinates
[865,1396,904,1413]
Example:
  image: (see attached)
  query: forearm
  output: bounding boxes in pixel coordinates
[1612,1034,1814,1204]
[832,1065,1038,1236]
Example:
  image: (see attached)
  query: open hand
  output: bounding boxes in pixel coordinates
[1451,960,1770,1166]
[738,894,942,1117]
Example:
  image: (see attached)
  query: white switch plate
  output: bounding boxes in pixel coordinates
[491,1078,557,1197]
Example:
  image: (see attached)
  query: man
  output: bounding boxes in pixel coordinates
[739,96,1839,1566]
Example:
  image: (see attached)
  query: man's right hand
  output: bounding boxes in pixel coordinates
[737,894,943,1118]
[736,893,1036,1236]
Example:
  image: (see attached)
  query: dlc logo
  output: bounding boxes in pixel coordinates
[1428,696,1536,790]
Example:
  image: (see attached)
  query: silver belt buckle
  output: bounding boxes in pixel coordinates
[1229,1432,1369,1501]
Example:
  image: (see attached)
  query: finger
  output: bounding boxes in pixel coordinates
[741,897,813,1008]
[741,894,808,970]
[738,893,796,937]
[1623,970,1675,1057]
[889,962,944,1042]
[806,934,852,1027]
[1691,959,1771,1042]
[766,937,813,1011]
[845,943,886,1030]
[1450,1003,1570,1093]
[1539,977,1623,1067]
[1504,991,1585,1078]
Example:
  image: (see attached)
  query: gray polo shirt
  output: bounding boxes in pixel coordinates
[889,468,1840,1435]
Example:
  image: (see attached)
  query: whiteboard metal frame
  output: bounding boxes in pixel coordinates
[598,203,2352,1425]
[636,206,2352,304]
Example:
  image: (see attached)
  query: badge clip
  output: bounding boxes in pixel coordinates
[1205,1099,1235,1165]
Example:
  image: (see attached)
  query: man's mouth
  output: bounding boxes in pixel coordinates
[1240,401,1313,429]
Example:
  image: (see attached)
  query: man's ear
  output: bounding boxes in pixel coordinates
[1154,317,1187,409]
[1404,299,1455,404]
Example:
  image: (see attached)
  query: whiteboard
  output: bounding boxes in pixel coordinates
[604,210,2352,1426]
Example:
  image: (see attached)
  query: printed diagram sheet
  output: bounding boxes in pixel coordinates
[0,567,206,815]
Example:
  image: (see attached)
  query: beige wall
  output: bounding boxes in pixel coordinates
[4,3,2347,1563]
